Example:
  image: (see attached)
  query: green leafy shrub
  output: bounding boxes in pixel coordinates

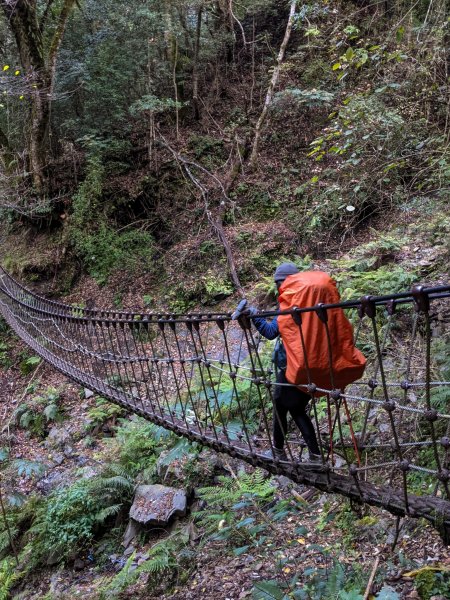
[196,470,275,544]
[0,342,11,370]
[0,559,20,600]
[188,135,225,168]
[114,416,166,478]
[167,270,234,311]
[252,560,368,600]
[413,567,450,600]
[85,397,126,435]
[12,388,64,439]
[99,529,191,599]
[273,88,334,111]
[332,262,418,300]
[201,271,234,303]
[18,355,41,376]
[29,464,133,565]
[30,483,97,563]
[69,148,154,284]
[72,223,155,285]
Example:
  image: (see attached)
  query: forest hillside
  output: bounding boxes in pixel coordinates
[0,1,449,598]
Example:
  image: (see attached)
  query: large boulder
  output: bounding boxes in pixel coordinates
[130,484,187,527]
[122,484,188,548]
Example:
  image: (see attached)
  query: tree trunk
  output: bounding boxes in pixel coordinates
[46,0,77,139]
[1,0,76,193]
[215,0,234,63]
[249,0,297,168]
[0,127,14,170]
[192,5,203,121]
[2,0,46,190]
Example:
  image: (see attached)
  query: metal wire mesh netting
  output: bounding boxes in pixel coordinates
[0,265,450,541]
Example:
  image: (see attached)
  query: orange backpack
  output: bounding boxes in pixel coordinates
[278,271,366,395]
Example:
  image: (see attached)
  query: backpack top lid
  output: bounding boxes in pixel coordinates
[278,271,339,306]
[277,271,366,394]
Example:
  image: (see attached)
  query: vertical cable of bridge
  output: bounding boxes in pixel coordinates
[72,318,94,389]
[171,320,204,435]
[132,318,167,422]
[194,320,232,445]
[246,324,282,458]
[239,317,278,462]
[120,319,147,415]
[360,310,394,447]
[95,319,118,398]
[159,320,190,429]
[149,320,177,425]
[107,320,135,409]
[362,296,410,514]
[187,320,223,444]
[218,319,256,457]
[412,286,450,500]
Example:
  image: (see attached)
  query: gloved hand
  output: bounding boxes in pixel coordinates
[231,299,247,320]
[231,300,258,320]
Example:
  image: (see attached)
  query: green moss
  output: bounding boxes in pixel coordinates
[69,150,154,284]
[414,569,450,600]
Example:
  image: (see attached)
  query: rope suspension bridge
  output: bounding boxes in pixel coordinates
[1,266,450,541]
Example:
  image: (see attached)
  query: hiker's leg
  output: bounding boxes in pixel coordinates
[273,370,289,449]
[288,392,321,456]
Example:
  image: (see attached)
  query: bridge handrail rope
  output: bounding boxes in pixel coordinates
[1,265,450,541]
[2,266,449,322]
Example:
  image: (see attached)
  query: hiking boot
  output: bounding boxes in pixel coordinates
[262,448,288,461]
[302,452,322,464]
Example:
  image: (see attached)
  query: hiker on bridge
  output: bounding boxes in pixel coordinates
[236,262,322,463]
[233,262,366,463]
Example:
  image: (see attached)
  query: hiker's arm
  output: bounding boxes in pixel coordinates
[252,314,279,340]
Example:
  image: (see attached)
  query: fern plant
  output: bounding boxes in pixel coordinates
[99,532,189,599]
[0,559,20,600]
[253,560,367,600]
[140,542,173,575]
[99,552,137,599]
[85,397,126,435]
[12,387,64,439]
[196,470,275,543]
[198,470,274,508]
[28,463,134,566]
[88,464,135,524]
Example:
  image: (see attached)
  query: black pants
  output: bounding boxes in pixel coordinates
[273,369,320,455]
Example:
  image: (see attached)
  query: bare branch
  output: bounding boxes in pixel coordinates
[249,0,297,167]
[229,0,247,47]
[158,135,243,295]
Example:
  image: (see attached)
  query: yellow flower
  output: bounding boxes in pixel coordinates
[3,65,9,71]
[19,95,24,100]
[15,70,20,76]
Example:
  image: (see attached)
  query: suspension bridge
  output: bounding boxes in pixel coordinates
[1,266,450,541]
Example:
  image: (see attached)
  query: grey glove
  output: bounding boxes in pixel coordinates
[231,300,258,320]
